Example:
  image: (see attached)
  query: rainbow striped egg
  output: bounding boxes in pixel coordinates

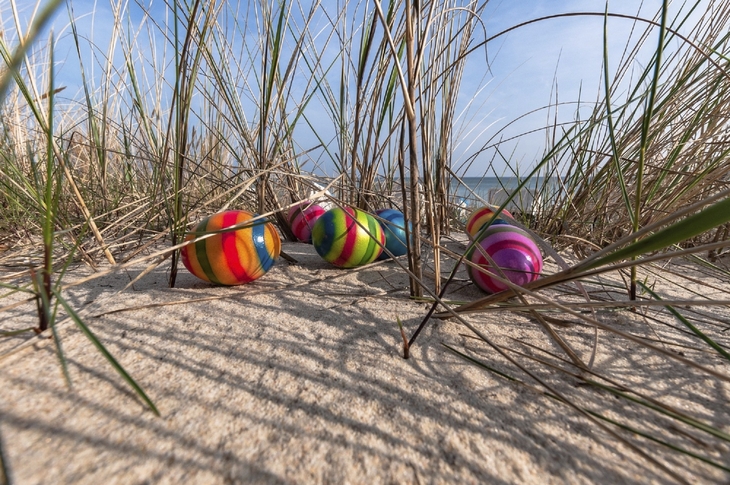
[465,205,514,237]
[375,208,411,260]
[466,225,542,293]
[288,201,326,243]
[312,207,384,268]
[181,210,281,285]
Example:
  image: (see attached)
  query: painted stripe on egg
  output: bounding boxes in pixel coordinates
[251,217,276,273]
[315,210,335,257]
[182,232,205,283]
[363,212,382,264]
[195,216,220,284]
[219,212,247,284]
[332,209,359,267]
[312,207,384,268]
[182,210,280,286]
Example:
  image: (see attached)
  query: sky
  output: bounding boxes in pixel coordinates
[0,0,704,177]
[451,0,673,176]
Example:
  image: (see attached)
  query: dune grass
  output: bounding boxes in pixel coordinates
[1,0,730,481]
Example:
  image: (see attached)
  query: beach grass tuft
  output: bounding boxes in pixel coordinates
[1,0,730,480]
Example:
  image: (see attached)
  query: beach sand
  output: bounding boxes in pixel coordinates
[1,240,729,484]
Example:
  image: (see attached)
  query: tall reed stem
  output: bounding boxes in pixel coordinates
[631,1,669,300]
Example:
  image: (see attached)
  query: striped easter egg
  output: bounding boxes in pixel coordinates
[312,207,384,268]
[288,201,325,243]
[466,225,542,293]
[181,210,281,285]
[465,205,514,237]
[375,208,411,260]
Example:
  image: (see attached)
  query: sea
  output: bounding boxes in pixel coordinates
[311,175,560,214]
[450,176,560,213]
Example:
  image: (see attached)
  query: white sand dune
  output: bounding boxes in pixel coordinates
[1,241,728,484]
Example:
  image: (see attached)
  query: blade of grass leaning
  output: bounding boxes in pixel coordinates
[53,288,160,416]
[584,377,730,444]
[0,0,64,102]
[639,281,730,363]
[49,306,72,387]
[602,5,633,225]
[449,189,730,316]
[583,193,730,272]
[630,0,669,300]
[454,337,727,478]
[0,425,9,485]
[514,336,730,444]
[581,408,730,474]
[443,237,730,320]
[442,328,689,483]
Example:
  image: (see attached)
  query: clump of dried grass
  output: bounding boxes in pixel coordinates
[1,0,730,481]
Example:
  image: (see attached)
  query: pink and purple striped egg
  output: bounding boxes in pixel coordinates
[181,210,281,286]
[288,201,326,243]
[465,205,514,237]
[312,207,384,268]
[466,225,542,293]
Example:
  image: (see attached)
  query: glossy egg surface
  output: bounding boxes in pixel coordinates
[312,207,384,268]
[375,208,411,260]
[466,225,542,293]
[465,205,514,237]
[288,201,326,243]
[181,210,280,285]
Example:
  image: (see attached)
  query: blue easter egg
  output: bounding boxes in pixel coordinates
[375,209,411,260]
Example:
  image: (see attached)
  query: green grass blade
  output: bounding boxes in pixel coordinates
[585,194,730,271]
[602,5,633,223]
[581,407,730,473]
[0,327,36,337]
[53,289,160,416]
[0,425,9,485]
[49,310,72,388]
[442,343,519,382]
[640,281,730,363]
[584,376,730,442]
[0,0,64,103]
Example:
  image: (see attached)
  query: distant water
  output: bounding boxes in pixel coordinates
[313,174,560,214]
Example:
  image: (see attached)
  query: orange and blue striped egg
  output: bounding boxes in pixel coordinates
[181,210,281,285]
[312,207,384,268]
[465,205,513,237]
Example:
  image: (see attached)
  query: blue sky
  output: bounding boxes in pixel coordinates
[451,0,679,176]
[1,0,701,176]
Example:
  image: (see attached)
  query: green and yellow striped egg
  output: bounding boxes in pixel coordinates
[312,207,384,268]
[181,210,281,285]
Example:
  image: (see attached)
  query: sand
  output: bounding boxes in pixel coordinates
[1,240,729,484]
